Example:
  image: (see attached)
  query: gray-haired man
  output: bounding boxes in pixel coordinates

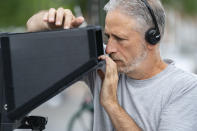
[27,0,197,131]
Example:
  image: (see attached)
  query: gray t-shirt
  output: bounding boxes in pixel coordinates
[84,59,197,131]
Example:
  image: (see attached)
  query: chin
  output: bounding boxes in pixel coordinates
[117,60,140,74]
[117,66,134,74]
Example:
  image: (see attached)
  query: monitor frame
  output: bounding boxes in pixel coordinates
[0,26,104,120]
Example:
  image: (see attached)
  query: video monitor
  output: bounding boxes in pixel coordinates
[0,26,104,120]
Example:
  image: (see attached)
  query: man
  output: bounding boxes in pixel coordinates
[27,0,197,131]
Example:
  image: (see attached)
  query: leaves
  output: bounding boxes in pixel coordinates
[0,0,78,28]
[0,0,196,28]
[162,0,197,15]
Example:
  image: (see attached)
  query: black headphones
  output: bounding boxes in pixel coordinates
[140,0,161,45]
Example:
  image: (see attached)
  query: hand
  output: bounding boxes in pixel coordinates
[98,56,142,131]
[43,7,84,29]
[26,7,84,32]
[98,55,119,108]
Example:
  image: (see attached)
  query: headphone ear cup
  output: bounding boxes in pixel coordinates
[145,28,161,45]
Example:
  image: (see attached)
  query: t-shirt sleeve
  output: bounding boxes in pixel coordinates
[158,81,197,131]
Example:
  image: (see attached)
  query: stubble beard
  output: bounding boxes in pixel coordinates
[118,44,148,74]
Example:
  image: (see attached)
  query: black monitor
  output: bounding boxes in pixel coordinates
[0,26,104,120]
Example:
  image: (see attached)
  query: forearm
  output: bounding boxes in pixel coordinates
[98,55,141,131]
[26,11,49,32]
[104,103,142,131]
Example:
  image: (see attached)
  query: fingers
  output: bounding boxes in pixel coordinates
[98,55,116,67]
[62,9,72,29]
[48,8,56,23]
[56,7,65,26]
[71,16,84,28]
[98,55,118,79]
[43,12,49,22]
[42,7,84,29]
[98,55,106,62]
[106,56,118,78]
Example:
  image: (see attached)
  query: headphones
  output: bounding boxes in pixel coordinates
[140,0,161,45]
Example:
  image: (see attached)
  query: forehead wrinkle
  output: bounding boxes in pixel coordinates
[105,22,140,40]
[105,10,141,36]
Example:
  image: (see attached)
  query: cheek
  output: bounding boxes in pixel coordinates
[118,47,133,63]
[120,45,144,66]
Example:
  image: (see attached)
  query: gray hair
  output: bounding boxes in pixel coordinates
[104,0,165,39]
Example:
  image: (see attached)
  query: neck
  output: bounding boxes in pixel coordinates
[126,51,168,80]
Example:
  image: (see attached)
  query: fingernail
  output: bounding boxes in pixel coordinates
[56,21,61,25]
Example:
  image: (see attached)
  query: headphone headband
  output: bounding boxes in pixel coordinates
[140,0,161,44]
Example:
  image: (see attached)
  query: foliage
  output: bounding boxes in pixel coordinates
[0,0,196,28]
[162,0,197,15]
[0,0,83,28]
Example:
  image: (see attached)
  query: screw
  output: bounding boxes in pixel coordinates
[4,104,8,110]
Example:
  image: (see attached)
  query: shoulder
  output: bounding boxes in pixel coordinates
[171,66,197,87]
[167,66,197,104]
[164,59,197,81]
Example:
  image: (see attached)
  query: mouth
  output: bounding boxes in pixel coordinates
[109,55,122,63]
[113,59,122,63]
[113,59,120,61]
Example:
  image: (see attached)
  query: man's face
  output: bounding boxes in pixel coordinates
[105,10,148,74]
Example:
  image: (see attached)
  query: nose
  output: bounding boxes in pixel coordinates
[105,40,117,54]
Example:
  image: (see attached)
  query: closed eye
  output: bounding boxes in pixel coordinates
[104,33,109,45]
[103,33,127,45]
[114,35,123,41]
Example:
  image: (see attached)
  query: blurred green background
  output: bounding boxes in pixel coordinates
[0,1,196,131]
[0,0,196,29]
[0,0,103,28]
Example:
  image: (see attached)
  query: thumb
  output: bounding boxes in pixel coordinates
[97,69,105,81]
[71,16,84,28]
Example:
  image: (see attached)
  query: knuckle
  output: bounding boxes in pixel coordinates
[57,12,64,17]
[108,83,113,88]
[113,62,117,67]
[64,9,72,15]
[72,15,76,19]
[49,8,56,12]
[106,73,111,78]
[57,7,64,12]
[58,7,64,10]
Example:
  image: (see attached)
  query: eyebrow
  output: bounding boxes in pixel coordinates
[105,32,128,40]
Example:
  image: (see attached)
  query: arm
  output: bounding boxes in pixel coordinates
[104,102,142,131]
[26,10,49,32]
[26,7,84,32]
[98,55,142,131]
